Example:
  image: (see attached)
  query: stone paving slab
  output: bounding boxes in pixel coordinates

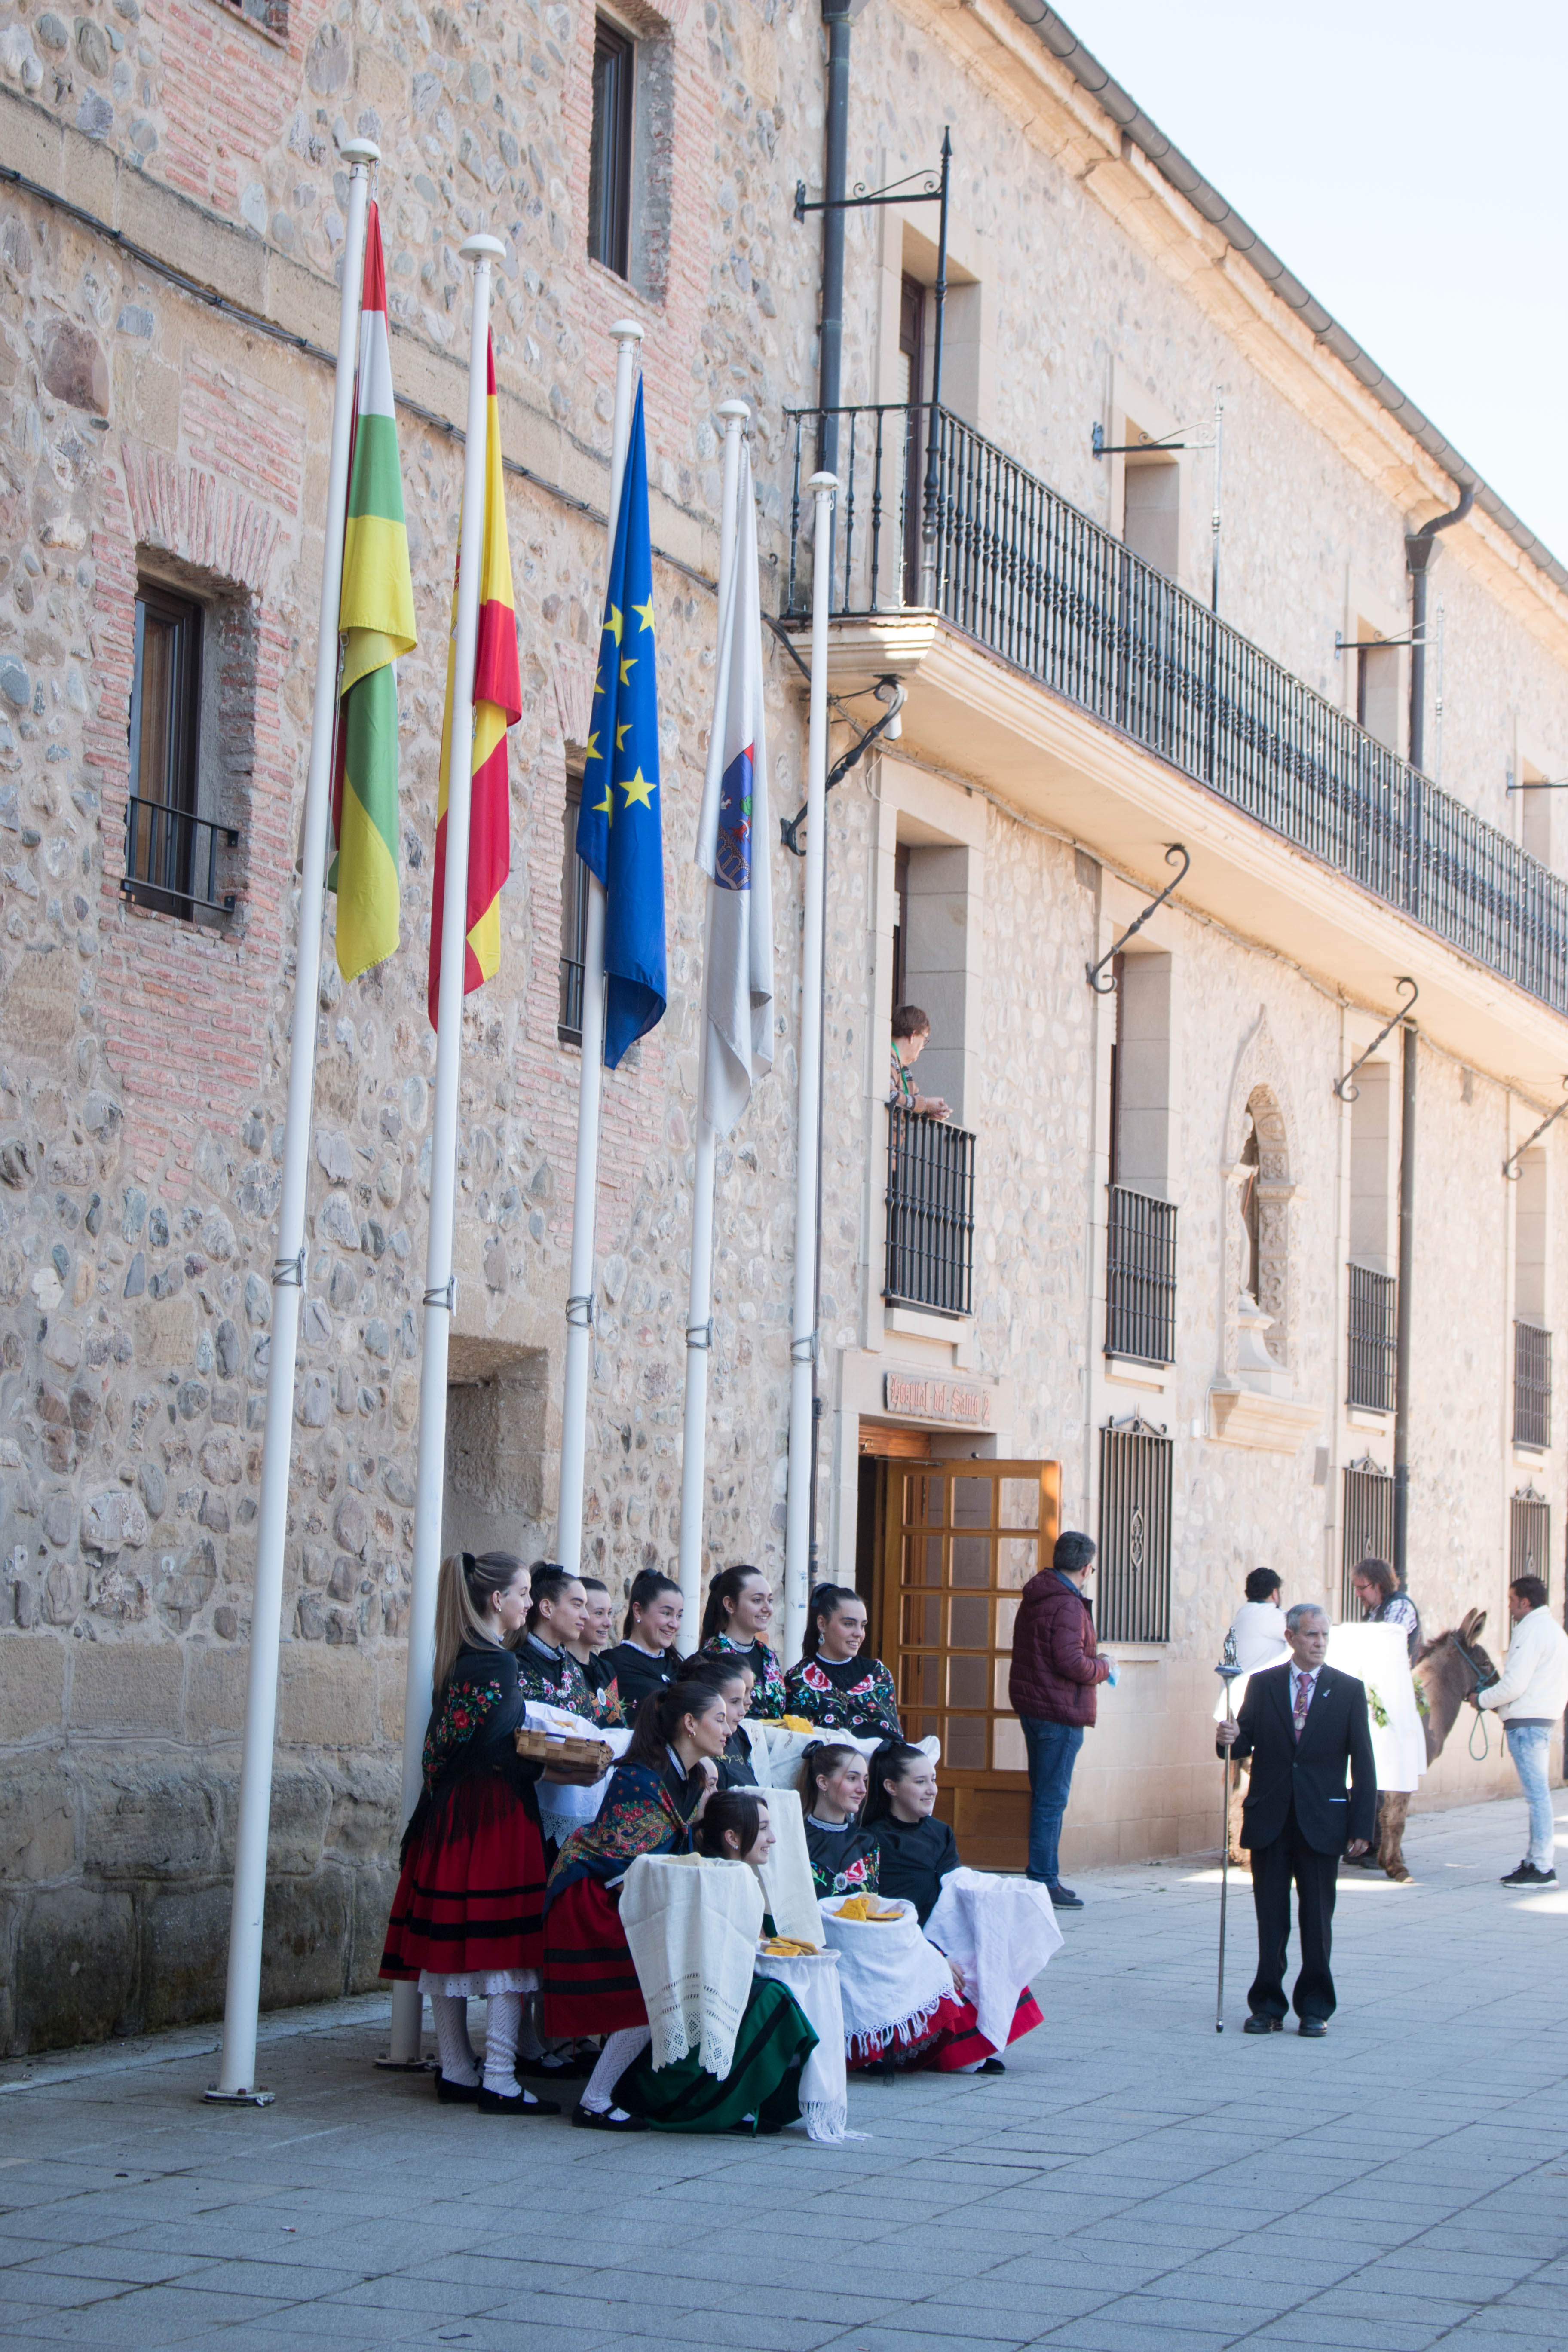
[2,1796,1566,2352]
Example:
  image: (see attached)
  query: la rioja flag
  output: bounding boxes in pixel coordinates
[694,439,773,1137]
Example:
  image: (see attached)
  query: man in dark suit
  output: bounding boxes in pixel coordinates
[1218,1602,1375,2038]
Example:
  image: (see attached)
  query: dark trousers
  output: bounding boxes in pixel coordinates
[1019,1716,1083,1885]
[1246,1803,1340,2023]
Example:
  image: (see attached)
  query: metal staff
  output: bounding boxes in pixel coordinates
[1214,1629,1242,2033]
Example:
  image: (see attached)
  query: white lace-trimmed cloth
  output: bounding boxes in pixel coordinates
[922,1868,1063,2059]
[619,1854,763,2075]
[818,1893,955,2060]
[417,1968,538,1997]
[753,1945,858,2143]
[521,1702,632,1841]
[740,1723,940,1788]
[750,1786,822,1946]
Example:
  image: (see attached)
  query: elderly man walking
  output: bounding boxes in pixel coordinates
[1219,1602,1375,2037]
[1476,1574,1568,1887]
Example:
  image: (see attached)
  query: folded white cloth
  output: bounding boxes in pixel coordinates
[753,1944,856,2143]
[923,1868,1062,2059]
[750,1785,821,1946]
[522,1703,630,1839]
[742,1723,940,1788]
[620,1855,763,2076]
[818,1893,954,2060]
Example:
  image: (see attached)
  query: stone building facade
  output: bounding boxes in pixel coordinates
[1,0,1565,2049]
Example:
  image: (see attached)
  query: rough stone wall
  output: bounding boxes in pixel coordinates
[0,0,1562,2053]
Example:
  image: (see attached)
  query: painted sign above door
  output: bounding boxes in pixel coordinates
[883,1371,993,1426]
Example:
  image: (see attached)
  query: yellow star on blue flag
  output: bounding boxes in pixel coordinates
[576,381,666,1066]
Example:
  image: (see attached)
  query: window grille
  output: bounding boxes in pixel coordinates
[1346,1265,1396,1412]
[124,581,237,920]
[1105,1185,1177,1366]
[885,1105,975,1317]
[588,20,634,279]
[1513,1322,1551,1450]
[1341,1455,1394,1620]
[1096,1413,1171,1643]
[1510,1484,1550,1592]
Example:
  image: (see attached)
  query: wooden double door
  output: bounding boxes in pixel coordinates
[861,1455,1061,1869]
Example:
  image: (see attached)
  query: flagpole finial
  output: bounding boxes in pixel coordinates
[717,399,751,423]
[808,470,839,494]
[338,136,380,165]
[459,233,505,263]
[609,318,646,345]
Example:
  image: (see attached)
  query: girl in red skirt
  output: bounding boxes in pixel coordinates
[866,1741,1044,2075]
[542,1679,729,2132]
[380,1551,559,2118]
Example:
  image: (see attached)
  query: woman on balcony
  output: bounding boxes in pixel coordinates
[889,1004,950,1120]
[784,1584,901,1740]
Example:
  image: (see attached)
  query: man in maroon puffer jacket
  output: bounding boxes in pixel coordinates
[1008,1530,1112,1910]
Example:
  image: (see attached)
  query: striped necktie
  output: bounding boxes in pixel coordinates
[1292,1670,1313,1741]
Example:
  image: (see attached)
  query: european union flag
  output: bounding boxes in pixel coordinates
[577,382,666,1068]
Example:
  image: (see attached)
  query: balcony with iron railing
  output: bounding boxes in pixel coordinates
[1346,1264,1397,1413]
[784,403,1568,1022]
[121,795,239,919]
[885,1104,975,1317]
[1105,1185,1177,1366]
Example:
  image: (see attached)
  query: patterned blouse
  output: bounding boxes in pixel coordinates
[804,1815,881,1899]
[420,1639,533,1803]
[699,1632,787,1721]
[784,1652,901,1740]
[515,1633,625,1728]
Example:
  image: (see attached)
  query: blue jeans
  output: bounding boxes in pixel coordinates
[1019,1715,1084,1885]
[1505,1723,1556,1869]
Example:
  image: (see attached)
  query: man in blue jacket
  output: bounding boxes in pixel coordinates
[1219,1601,1375,2037]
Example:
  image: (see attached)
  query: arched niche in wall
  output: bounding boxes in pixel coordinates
[1219,1014,1299,1384]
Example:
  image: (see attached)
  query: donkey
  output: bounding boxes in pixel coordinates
[1372,1609,1498,1880]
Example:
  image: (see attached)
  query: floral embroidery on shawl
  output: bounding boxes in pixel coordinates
[547,1763,684,1894]
[421,1675,505,1795]
[517,1642,626,1729]
[701,1633,787,1720]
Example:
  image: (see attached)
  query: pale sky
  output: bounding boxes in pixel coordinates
[1052,0,1568,567]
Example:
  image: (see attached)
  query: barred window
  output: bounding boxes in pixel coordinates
[1340,1456,1394,1620]
[1510,1485,1550,1592]
[1096,1413,1171,1643]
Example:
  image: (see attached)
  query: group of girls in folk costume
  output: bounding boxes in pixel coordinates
[512,1563,625,1728]
[802,1739,1045,2077]
[784,1584,902,1739]
[379,1552,561,2116]
[597,1568,686,1712]
[541,1682,817,2132]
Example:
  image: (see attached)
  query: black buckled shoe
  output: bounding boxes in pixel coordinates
[476,2086,561,2116]
[572,2102,646,2132]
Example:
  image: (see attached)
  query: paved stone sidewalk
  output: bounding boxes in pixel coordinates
[2,1794,1565,2352]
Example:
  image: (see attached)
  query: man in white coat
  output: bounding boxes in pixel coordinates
[1476,1576,1568,1886]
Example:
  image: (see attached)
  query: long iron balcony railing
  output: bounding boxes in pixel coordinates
[784,404,1568,1017]
[885,1104,975,1317]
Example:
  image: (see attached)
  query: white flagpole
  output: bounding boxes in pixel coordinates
[676,399,750,1628]
[384,231,504,2070]
[208,140,378,2106]
[556,320,644,1573]
[782,472,838,1669]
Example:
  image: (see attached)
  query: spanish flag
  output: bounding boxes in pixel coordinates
[329,203,416,982]
[428,333,520,1030]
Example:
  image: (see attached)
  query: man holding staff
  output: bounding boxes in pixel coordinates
[1218,1602,1375,2038]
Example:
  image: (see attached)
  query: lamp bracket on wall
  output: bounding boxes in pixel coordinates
[795,138,948,221]
[1504,1081,1568,1180]
[1091,422,1213,457]
[1334,631,1424,660]
[781,677,905,857]
[1506,776,1568,792]
[1333,979,1418,1101]
[1085,843,1190,993]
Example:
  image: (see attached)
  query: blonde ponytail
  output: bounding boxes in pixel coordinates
[432,1551,525,1700]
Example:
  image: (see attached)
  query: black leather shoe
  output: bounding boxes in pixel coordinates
[1046,1882,1085,1911]
[517,2051,590,2082]
[1298,2018,1328,2039]
[1242,2015,1283,2035]
[977,2057,1007,2075]
[435,2073,480,2104]
[572,2103,646,2132]
[476,2086,561,2116]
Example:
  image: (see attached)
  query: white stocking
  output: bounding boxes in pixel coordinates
[482,1991,523,2096]
[579,2026,651,2116]
[430,1993,479,2087]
